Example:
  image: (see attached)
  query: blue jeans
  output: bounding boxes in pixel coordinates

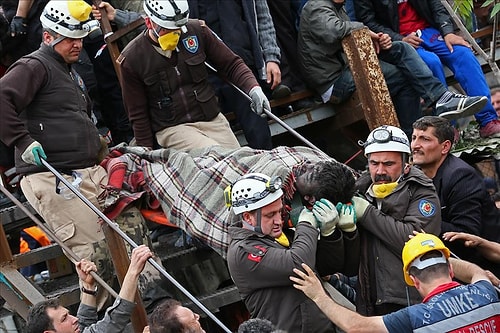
[331,41,447,138]
[416,27,497,127]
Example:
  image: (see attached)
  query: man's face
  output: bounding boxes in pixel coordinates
[368,151,404,184]
[43,31,82,64]
[175,306,206,333]
[294,162,319,207]
[492,91,500,117]
[46,306,80,333]
[411,127,448,168]
[244,198,284,238]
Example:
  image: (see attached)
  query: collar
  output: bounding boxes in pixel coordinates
[422,281,461,303]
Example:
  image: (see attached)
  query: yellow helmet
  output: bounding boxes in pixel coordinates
[402,233,450,286]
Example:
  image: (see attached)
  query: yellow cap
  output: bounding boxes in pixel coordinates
[402,233,450,286]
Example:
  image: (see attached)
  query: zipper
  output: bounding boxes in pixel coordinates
[174,66,191,121]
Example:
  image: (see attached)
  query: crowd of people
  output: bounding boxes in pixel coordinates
[1,0,500,332]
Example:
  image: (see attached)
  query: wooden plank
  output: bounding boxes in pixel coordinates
[0,222,12,263]
[12,244,63,269]
[342,28,399,130]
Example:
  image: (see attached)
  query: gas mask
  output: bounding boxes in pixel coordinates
[153,26,181,51]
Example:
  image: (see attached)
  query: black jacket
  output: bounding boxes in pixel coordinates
[354,0,456,41]
[433,155,500,276]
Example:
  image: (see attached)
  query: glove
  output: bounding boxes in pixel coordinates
[21,141,47,166]
[351,196,371,220]
[249,86,271,117]
[10,16,28,37]
[313,198,339,236]
[298,207,318,229]
[336,203,357,232]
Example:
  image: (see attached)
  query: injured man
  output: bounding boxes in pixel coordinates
[100,145,356,258]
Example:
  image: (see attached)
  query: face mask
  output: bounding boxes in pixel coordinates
[275,232,290,247]
[372,181,399,199]
[153,27,181,51]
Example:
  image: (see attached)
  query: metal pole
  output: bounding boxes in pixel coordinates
[0,184,118,298]
[204,62,328,156]
[40,159,232,333]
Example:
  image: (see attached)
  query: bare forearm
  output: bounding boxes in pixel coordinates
[313,293,387,333]
[16,0,34,17]
[450,258,489,283]
[477,240,500,263]
[118,271,140,302]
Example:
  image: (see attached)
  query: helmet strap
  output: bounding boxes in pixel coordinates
[241,208,263,234]
[49,35,66,48]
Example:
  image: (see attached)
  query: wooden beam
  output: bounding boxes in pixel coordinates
[342,28,399,130]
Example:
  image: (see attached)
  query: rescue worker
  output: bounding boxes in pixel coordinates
[350,125,441,315]
[226,172,359,332]
[291,233,500,332]
[0,0,169,310]
[118,0,271,151]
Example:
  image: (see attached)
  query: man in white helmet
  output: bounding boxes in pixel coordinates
[117,0,271,151]
[226,171,359,333]
[0,0,171,311]
[348,125,441,316]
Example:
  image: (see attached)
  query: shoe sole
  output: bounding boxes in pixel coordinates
[438,97,487,121]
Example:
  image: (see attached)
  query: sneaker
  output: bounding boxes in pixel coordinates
[435,94,487,121]
[479,119,500,138]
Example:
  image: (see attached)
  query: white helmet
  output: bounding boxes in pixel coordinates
[226,173,284,215]
[363,125,411,156]
[144,0,189,30]
[40,0,96,39]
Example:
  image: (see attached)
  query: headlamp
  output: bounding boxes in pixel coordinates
[360,128,409,148]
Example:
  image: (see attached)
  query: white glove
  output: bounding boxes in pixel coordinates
[336,203,357,232]
[298,207,318,229]
[21,141,47,166]
[249,86,271,117]
[352,196,371,220]
[313,198,339,236]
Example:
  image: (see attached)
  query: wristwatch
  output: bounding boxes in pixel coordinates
[81,285,98,296]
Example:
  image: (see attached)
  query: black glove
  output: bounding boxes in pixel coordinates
[10,16,28,37]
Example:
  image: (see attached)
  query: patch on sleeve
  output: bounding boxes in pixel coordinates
[182,36,199,54]
[246,245,267,263]
[418,199,436,217]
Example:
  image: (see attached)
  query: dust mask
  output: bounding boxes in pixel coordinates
[153,27,181,51]
[372,182,399,199]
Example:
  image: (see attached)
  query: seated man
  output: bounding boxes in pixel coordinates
[26,245,153,333]
[354,0,500,139]
[411,116,500,277]
[291,233,500,332]
[297,0,486,138]
[350,125,441,315]
[226,172,359,332]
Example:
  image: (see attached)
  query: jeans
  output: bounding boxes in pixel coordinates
[416,27,497,127]
[331,41,447,138]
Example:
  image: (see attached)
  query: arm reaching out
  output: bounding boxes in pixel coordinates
[443,232,500,263]
[290,263,388,333]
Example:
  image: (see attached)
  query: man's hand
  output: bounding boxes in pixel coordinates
[76,259,97,289]
[10,16,27,37]
[128,245,153,278]
[249,86,271,117]
[92,1,116,21]
[313,198,339,236]
[336,203,356,232]
[299,207,318,229]
[21,141,47,166]
[443,33,471,53]
[378,32,392,51]
[402,32,422,48]
[290,263,327,302]
[266,61,281,90]
[442,231,483,248]
[351,196,370,221]
[368,30,381,54]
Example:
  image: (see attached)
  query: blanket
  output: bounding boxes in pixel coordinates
[113,145,334,258]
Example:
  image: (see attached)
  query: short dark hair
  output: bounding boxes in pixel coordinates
[412,116,454,144]
[149,298,185,333]
[26,299,60,333]
[408,250,449,284]
[311,161,355,204]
